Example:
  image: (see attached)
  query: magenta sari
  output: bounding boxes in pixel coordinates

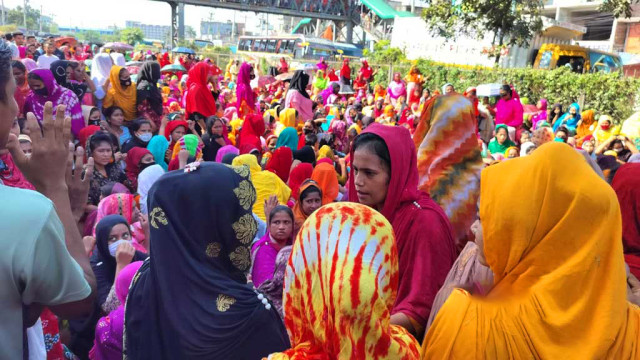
[90,261,143,360]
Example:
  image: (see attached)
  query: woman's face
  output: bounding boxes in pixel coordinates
[211,120,223,135]
[12,67,25,86]
[119,69,132,87]
[349,108,357,119]
[269,211,293,243]
[65,65,73,81]
[352,146,390,211]
[520,133,530,144]
[109,109,124,127]
[89,110,101,123]
[301,191,322,216]
[92,141,113,166]
[171,125,186,142]
[507,148,518,158]
[569,107,576,116]
[582,140,594,153]
[445,85,454,94]
[140,153,155,165]
[108,223,131,245]
[496,128,508,144]
[554,107,561,115]
[28,78,45,92]
[74,65,85,80]
[393,73,401,82]
[537,100,543,110]
[136,123,151,137]
[267,138,277,152]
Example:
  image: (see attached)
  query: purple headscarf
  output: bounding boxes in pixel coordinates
[235,62,256,111]
[215,145,240,163]
[531,98,548,130]
[24,69,85,137]
[90,261,143,360]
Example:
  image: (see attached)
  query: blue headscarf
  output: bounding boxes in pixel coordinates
[146,135,169,171]
[553,103,581,133]
[125,162,289,359]
[275,127,299,151]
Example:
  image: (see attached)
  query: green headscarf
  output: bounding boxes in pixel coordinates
[147,135,169,171]
[488,124,516,155]
[276,127,299,151]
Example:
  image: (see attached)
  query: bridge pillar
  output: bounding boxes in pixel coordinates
[346,21,353,44]
[170,1,178,49]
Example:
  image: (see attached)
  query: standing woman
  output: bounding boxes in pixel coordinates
[185,62,217,130]
[91,53,113,110]
[284,70,313,122]
[236,62,257,117]
[386,72,406,106]
[340,58,351,85]
[136,61,164,131]
[11,60,30,118]
[104,66,137,122]
[125,163,290,359]
[348,123,456,338]
[24,68,85,137]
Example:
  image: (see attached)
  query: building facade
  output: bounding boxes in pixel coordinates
[125,21,171,41]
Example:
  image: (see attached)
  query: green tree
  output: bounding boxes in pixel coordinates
[120,27,144,45]
[601,0,640,17]
[6,5,40,30]
[82,30,102,44]
[364,40,406,63]
[186,25,197,39]
[421,0,543,63]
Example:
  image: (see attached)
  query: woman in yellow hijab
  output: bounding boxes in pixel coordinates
[422,142,640,359]
[103,66,137,121]
[274,108,297,136]
[232,154,291,221]
[267,203,420,360]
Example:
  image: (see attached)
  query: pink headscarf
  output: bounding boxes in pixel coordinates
[235,62,256,111]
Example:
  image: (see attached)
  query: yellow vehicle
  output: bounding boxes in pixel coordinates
[533,43,622,74]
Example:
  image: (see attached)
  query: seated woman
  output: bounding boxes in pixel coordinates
[24,68,85,138]
[232,154,291,222]
[90,261,143,360]
[124,147,155,191]
[311,161,339,205]
[121,118,153,153]
[103,66,137,122]
[91,215,148,314]
[251,205,294,288]
[101,106,131,147]
[87,132,128,208]
[292,179,322,236]
[125,162,290,359]
[167,134,203,171]
[349,123,456,338]
[422,142,640,359]
[267,203,420,359]
[201,116,229,162]
[488,124,516,158]
[595,135,639,163]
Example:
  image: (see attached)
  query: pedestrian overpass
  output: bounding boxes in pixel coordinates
[151,0,361,46]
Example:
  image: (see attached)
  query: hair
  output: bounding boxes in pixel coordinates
[88,131,115,155]
[11,60,25,73]
[361,116,375,128]
[89,107,100,117]
[501,85,512,96]
[4,33,12,41]
[495,126,508,135]
[611,139,624,149]
[556,126,569,137]
[205,115,224,135]
[26,35,35,40]
[12,31,23,37]
[0,42,13,103]
[103,106,124,121]
[352,132,391,174]
[318,133,334,149]
[300,184,321,202]
[68,61,80,70]
[304,133,318,147]
[268,205,294,225]
[521,130,531,137]
[129,118,151,133]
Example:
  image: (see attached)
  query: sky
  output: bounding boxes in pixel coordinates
[1,0,274,35]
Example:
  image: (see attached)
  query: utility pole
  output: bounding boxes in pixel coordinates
[1,0,4,26]
[39,5,42,32]
[23,0,28,29]
[411,0,415,13]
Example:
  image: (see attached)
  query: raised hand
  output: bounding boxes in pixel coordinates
[67,144,94,222]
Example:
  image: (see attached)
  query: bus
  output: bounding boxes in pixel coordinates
[236,35,362,62]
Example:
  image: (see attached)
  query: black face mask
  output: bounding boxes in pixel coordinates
[303,128,314,135]
[250,74,255,80]
[34,87,48,96]
[139,162,156,172]
[120,78,132,87]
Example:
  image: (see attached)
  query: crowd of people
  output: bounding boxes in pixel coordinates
[2,30,640,359]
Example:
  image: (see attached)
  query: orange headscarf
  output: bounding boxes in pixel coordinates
[310,162,339,205]
[103,65,137,121]
[576,109,596,140]
[269,203,420,360]
[291,179,322,232]
[422,142,640,359]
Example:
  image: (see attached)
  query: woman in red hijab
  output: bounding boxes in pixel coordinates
[185,62,216,122]
[237,113,265,152]
[288,163,313,199]
[612,163,640,279]
[340,59,351,85]
[348,123,456,339]
[327,68,339,82]
[125,147,153,191]
[265,147,293,183]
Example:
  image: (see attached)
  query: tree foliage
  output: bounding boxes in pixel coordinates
[363,40,406,64]
[7,5,40,30]
[120,28,144,45]
[601,0,640,18]
[421,0,543,63]
[81,30,102,44]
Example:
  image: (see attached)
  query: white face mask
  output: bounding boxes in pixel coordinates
[137,132,152,142]
[108,239,131,257]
